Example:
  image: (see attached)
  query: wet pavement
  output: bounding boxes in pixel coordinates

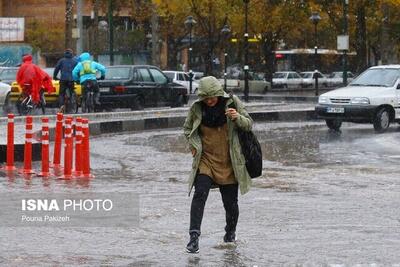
[1,121,400,266]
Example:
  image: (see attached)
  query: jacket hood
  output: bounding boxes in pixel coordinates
[197,76,229,100]
[22,54,33,63]
[64,49,73,58]
[79,52,91,61]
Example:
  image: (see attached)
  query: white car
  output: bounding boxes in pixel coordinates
[300,71,328,88]
[316,65,400,132]
[0,81,12,113]
[163,70,199,94]
[327,71,355,87]
[272,71,303,89]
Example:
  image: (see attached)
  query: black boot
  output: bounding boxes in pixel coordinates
[186,232,199,253]
[223,231,236,243]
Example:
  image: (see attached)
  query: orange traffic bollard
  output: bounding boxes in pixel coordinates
[39,117,50,177]
[62,118,73,179]
[81,118,94,178]
[52,113,63,166]
[73,117,83,176]
[4,114,16,171]
[23,116,34,174]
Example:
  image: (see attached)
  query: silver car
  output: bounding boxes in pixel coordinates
[272,71,303,89]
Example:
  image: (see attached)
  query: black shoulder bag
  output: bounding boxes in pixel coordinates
[229,96,262,178]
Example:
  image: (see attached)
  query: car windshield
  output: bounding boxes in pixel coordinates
[105,67,131,79]
[301,73,313,78]
[0,68,18,80]
[329,72,342,78]
[350,68,400,87]
[164,72,175,79]
[273,73,286,78]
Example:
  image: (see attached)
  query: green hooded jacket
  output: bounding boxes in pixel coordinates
[183,76,253,195]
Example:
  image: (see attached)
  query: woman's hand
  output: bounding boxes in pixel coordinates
[191,147,197,157]
[225,108,239,121]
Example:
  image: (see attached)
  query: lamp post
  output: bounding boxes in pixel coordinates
[108,0,114,65]
[309,12,321,96]
[243,0,250,102]
[343,0,349,85]
[221,24,231,92]
[184,16,197,94]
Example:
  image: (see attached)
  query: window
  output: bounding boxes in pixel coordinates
[138,68,153,82]
[149,68,167,84]
[178,73,185,81]
[132,69,141,82]
[288,73,295,79]
[105,67,131,80]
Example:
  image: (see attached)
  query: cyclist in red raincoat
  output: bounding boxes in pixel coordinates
[16,54,55,104]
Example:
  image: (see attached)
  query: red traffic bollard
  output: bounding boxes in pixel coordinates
[73,117,83,176]
[39,117,50,177]
[81,118,94,178]
[61,118,73,179]
[52,113,63,166]
[4,114,16,171]
[22,116,35,174]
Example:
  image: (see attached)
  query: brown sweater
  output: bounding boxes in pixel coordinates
[198,123,237,185]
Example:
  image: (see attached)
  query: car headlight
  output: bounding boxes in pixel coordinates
[351,97,370,104]
[318,96,329,104]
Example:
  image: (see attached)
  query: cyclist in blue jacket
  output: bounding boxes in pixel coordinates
[53,49,78,111]
[72,52,106,108]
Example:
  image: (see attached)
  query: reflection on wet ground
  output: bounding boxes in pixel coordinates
[1,121,400,266]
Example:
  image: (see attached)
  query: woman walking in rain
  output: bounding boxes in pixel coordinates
[183,76,253,253]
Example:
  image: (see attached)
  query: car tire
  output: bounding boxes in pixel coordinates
[3,92,12,114]
[325,119,342,131]
[373,107,390,133]
[131,96,144,111]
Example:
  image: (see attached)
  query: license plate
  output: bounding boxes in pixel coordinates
[99,87,110,93]
[326,107,344,113]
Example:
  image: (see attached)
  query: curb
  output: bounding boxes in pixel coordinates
[0,108,316,163]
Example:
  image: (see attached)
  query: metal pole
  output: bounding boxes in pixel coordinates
[189,25,193,94]
[343,0,348,85]
[108,0,114,65]
[224,51,228,92]
[314,22,319,96]
[76,0,83,54]
[244,0,249,102]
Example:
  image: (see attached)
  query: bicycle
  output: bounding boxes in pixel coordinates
[81,79,99,113]
[59,81,78,114]
[17,87,46,116]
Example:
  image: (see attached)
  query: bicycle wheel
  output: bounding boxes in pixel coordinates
[65,90,78,114]
[17,97,32,116]
[86,92,95,113]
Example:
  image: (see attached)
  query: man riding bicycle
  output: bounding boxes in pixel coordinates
[16,54,55,106]
[53,48,78,112]
[72,52,106,112]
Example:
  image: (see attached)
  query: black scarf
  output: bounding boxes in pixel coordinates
[201,97,227,127]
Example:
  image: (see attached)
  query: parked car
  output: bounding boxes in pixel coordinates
[163,70,199,94]
[8,67,82,108]
[327,71,355,87]
[98,65,188,110]
[300,71,328,88]
[218,72,271,93]
[0,81,11,113]
[0,67,18,85]
[272,71,303,89]
[315,65,400,133]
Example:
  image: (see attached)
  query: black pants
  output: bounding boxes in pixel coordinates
[189,174,239,236]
